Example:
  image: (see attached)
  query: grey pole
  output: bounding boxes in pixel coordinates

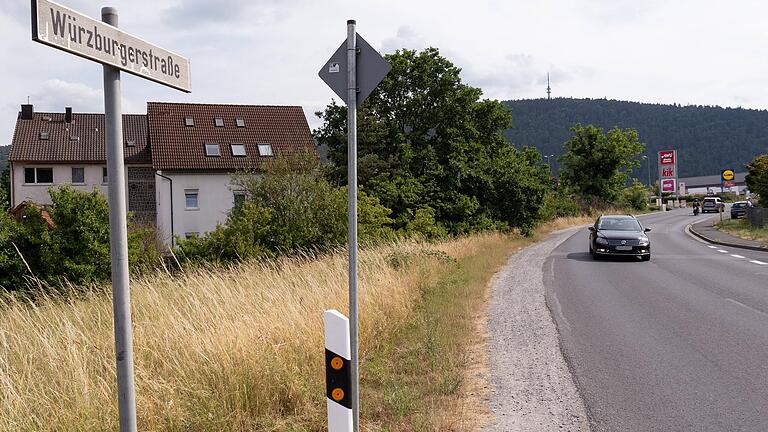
[102,7,138,432]
[346,19,360,432]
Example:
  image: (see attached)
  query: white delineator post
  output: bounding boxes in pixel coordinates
[102,7,137,432]
[325,310,353,432]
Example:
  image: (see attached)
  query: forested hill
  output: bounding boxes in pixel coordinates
[0,146,9,173]
[502,98,768,178]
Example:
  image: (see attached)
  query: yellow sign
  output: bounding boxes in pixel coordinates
[722,169,735,181]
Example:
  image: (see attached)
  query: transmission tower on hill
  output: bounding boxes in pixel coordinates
[546,73,552,100]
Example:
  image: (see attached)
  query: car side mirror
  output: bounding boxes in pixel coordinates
[588,227,596,232]
[644,227,652,232]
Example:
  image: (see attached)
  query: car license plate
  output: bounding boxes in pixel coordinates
[616,246,633,251]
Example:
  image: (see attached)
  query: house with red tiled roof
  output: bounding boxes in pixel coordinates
[9,102,316,247]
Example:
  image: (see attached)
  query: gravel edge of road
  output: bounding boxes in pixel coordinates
[482,228,590,432]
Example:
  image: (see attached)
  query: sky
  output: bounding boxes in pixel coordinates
[3,0,768,148]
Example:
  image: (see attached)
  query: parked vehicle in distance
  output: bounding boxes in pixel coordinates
[588,215,651,261]
[702,197,723,213]
[731,201,748,219]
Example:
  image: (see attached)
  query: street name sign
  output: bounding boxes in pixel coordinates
[319,33,391,105]
[31,0,191,92]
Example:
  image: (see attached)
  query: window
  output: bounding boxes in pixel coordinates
[69,136,80,142]
[126,139,136,147]
[39,132,49,140]
[234,192,246,209]
[102,167,108,184]
[185,190,199,210]
[24,167,53,184]
[71,167,85,184]
[184,116,195,127]
[214,117,225,127]
[185,232,199,239]
[205,143,221,157]
[257,143,274,156]
[235,117,245,128]
[231,143,246,157]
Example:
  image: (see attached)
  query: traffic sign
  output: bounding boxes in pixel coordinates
[319,33,391,105]
[31,0,191,92]
[721,169,735,182]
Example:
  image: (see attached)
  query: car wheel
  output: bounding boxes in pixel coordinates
[641,255,651,262]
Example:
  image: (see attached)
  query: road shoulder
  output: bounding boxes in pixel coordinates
[483,228,589,431]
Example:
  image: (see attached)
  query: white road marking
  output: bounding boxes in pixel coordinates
[750,260,768,265]
[717,250,729,254]
[725,298,768,318]
[707,245,718,249]
[730,254,745,259]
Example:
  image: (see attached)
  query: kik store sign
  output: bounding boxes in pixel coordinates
[658,149,678,194]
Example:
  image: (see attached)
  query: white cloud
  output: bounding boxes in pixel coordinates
[31,80,104,114]
[380,26,428,53]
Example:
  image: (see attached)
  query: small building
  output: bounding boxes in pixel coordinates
[8,102,316,247]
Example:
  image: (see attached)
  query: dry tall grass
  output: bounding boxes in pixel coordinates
[0,235,503,431]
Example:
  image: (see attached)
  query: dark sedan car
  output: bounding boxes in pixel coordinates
[731,201,748,219]
[588,215,651,261]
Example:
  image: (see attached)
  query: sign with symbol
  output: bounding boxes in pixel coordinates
[721,169,734,182]
[661,179,676,193]
[659,150,675,165]
[31,0,191,92]
[319,33,391,105]
[661,166,676,178]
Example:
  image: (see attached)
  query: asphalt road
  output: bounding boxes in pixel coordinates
[545,208,768,431]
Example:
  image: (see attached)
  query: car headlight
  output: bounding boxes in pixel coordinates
[638,237,649,246]
[596,237,609,245]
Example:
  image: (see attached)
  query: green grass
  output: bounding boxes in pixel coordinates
[716,218,768,244]
[359,233,537,431]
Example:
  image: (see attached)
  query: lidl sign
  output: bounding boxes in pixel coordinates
[721,169,735,182]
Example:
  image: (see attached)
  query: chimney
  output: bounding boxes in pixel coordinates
[21,104,33,120]
[65,107,72,123]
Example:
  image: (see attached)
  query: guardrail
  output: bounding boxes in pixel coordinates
[746,207,768,228]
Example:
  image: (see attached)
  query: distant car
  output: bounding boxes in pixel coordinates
[588,215,651,261]
[731,201,748,219]
[702,197,723,213]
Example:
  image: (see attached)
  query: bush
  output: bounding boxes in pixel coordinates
[1,186,164,291]
[619,180,649,212]
[541,188,581,220]
[177,153,395,263]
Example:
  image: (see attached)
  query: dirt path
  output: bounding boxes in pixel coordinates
[482,229,589,431]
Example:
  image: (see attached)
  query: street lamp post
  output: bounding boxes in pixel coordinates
[642,155,651,187]
[544,154,554,173]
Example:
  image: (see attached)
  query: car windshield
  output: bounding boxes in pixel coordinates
[733,203,745,208]
[598,218,642,231]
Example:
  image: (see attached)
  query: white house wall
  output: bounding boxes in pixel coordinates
[11,163,139,207]
[155,172,241,247]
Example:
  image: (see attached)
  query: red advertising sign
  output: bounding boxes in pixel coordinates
[661,166,676,178]
[659,150,675,165]
[661,179,676,193]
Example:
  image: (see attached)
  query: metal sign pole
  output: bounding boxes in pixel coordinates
[102,7,137,432]
[345,19,360,432]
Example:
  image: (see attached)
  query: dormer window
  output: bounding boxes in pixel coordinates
[205,143,221,157]
[184,117,195,127]
[69,136,80,142]
[214,117,225,127]
[231,143,246,156]
[126,139,136,147]
[235,118,245,128]
[257,143,274,156]
[39,132,49,140]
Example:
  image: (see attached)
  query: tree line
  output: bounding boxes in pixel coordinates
[503,98,768,178]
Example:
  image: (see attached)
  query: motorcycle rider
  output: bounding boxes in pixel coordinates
[693,199,700,215]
